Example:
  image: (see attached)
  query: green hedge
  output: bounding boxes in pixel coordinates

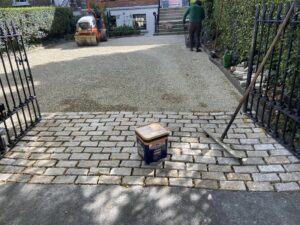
[109,25,141,37]
[0,7,73,44]
[204,0,292,62]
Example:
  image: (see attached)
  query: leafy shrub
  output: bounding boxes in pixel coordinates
[0,7,73,44]
[109,25,141,37]
[203,0,292,62]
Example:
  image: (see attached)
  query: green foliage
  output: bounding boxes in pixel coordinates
[109,25,141,37]
[0,7,74,44]
[204,0,293,62]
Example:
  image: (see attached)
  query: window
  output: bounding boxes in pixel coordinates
[13,0,30,6]
[133,14,147,30]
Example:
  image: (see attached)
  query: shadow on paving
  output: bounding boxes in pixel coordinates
[0,183,299,225]
[27,44,240,112]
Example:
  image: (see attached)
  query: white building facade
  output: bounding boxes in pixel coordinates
[108,5,158,35]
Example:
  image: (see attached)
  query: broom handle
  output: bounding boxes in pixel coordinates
[220,1,296,141]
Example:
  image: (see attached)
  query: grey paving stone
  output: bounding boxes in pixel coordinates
[0,158,16,165]
[169,178,193,187]
[208,165,232,172]
[116,142,135,147]
[110,153,130,160]
[98,142,116,147]
[30,154,51,160]
[12,159,35,167]
[52,176,77,184]
[23,167,45,175]
[56,161,78,168]
[247,151,269,157]
[240,139,260,145]
[44,168,66,176]
[178,171,201,179]
[194,179,219,189]
[171,143,190,149]
[242,158,265,165]
[264,156,290,164]
[156,169,178,178]
[0,173,12,182]
[190,143,209,149]
[70,153,90,160]
[65,147,84,153]
[90,154,110,160]
[30,175,54,184]
[145,177,168,186]
[269,149,293,156]
[66,168,88,175]
[194,156,216,164]
[89,168,110,176]
[220,181,246,191]
[7,174,32,183]
[102,147,121,153]
[34,160,57,167]
[73,136,91,141]
[98,175,121,184]
[226,173,251,181]
[99,160,120,167]
[201,172,226,181]
[254,144,275,151]
[275,182,300,192]
[77,160,99,168]
[246,182,274,192]
[164,161,185,170]
[132,168,155,177]
[50,154,70,160]
[75,176,99,184]
[80,141,99,147]
[252,173,280,182]
[234,166,258,173]
[279,172,300,181]
[63,142,81,147]
[284,164,300,172]
[258,165,285,173]
[217,157,241,165]
[110,168,132,176]
[120,160,141,168]
[122,176,145,185]
[186,163,207,171]
[171,155,193,163]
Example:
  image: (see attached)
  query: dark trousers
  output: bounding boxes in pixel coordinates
[189,22,202,50]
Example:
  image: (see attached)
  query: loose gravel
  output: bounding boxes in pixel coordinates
[28,35,241,112]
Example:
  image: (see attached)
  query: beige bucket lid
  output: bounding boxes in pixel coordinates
[135,123,170,141]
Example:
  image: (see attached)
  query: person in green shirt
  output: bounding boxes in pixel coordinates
[183,0,205,52]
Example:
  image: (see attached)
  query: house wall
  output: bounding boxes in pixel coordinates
[108,0,158,8]
[0,0,13,7]
[0,0,52,7]
[109,5,158,35]
[28,0,52,6]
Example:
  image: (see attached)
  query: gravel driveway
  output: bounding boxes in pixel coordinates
[28,35,241,112]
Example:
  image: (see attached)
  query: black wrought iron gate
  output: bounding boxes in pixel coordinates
[245,2,300,156]
[0,21,41,154]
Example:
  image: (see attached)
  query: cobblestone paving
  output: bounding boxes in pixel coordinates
[0,112,299,192]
